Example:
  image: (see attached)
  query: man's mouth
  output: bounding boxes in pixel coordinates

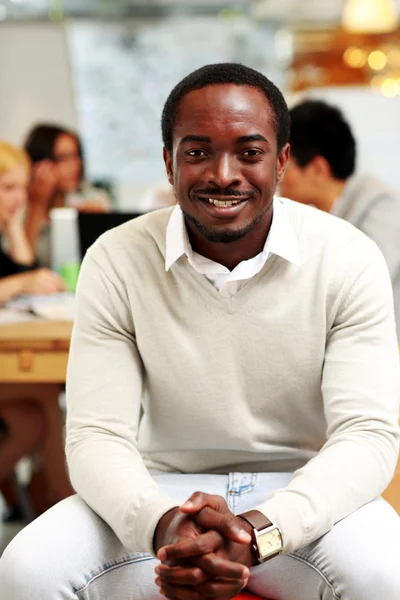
[206,197,243,207]
[196,194,250,208]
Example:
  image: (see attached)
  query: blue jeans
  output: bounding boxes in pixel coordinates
[0,472,399,599]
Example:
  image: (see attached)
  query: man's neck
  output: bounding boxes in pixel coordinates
[186,210,273,271]
[315,179,347,213]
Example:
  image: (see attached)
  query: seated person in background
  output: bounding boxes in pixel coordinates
[0,140,65,304]
[1,63,399,600]
[24,124,111,266]
[140,180,177,211]
[0,399,44,521]
[0,141,71,519]
[280,99,400,339]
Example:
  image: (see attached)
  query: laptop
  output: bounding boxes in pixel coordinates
[77,211,143,260]
[50,209,143,272]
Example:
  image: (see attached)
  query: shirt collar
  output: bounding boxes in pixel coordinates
[165,196,300,272]
[165,204,192,271]
[268,197,300,266]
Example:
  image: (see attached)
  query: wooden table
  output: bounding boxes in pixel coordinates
[0,320,74,511]
[0,320,72,383]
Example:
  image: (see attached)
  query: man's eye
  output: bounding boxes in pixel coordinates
[242,149,261,157]
[186,149,207,157]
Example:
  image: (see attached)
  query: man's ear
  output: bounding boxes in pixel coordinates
[276,143,290,183]
[163,147,174,185]
[311,155,332,179]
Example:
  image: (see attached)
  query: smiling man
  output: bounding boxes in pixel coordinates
[1,64,399,600]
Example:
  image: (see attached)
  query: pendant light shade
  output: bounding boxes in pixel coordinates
[342,0,399,34]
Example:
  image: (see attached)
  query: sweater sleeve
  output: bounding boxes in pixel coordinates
[0,245,38,278]
[65,245,178,555]
[257,240,400,554]
[358,195,400,282]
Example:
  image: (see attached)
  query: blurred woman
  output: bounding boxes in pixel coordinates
[0,141,73,517]
[0,141,65,304]
[24,124,110,266]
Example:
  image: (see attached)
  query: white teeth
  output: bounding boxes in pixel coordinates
[208,198,241,207]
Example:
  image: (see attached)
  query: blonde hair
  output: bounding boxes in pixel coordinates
[0,141,30,176]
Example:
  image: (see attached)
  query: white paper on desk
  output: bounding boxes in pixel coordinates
[5,292,75,321]
[0,308,39,324]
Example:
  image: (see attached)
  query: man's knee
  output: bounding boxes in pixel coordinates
[343,557,400,599]
[0,531,50,597]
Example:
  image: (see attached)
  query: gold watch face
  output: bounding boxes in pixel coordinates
[256,527,282,559]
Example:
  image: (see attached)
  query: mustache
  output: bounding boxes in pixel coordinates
[194,188,255,198]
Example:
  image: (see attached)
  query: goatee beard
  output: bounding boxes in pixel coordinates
[181,203,271,244]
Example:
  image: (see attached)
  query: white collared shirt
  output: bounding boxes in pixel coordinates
[165,196,300,294]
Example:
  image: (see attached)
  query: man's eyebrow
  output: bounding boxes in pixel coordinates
[180,135,212,145]
[237,134,269,143]
[178,133,270,145]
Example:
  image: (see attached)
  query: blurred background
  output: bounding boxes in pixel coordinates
[1,0,400,557]
[1,0,400,208]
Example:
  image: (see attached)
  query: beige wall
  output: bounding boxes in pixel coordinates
[0,22,77,147]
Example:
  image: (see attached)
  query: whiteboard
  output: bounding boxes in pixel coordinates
[66,17,285,186]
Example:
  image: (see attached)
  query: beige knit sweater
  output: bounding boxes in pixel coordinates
[66,200,400,556]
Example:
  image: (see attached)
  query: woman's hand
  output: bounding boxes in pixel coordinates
[20,268,66,295]
[4,206,35,266]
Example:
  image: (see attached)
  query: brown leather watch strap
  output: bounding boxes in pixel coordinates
[238,509,273,531]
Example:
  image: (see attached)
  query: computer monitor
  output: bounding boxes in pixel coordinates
[77,212,143,260]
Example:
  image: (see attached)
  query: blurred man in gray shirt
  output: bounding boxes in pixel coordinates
[280,99,400,340]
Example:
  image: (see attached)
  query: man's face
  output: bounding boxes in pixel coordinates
[164,84,289,244]
[279,157,318,205]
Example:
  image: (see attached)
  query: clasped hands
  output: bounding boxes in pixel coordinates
[153,492,256,600]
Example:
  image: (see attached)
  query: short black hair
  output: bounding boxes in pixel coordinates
[289,99,356,180]
[24,123,83,165]
[161,63,290,153]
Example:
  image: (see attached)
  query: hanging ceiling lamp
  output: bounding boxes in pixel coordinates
[342,0,399,34]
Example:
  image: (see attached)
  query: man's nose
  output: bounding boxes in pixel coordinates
[207,154,242,190]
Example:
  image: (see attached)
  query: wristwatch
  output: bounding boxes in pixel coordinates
[239,510,283,563]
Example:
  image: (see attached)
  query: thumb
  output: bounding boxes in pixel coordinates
[180,491,224,514]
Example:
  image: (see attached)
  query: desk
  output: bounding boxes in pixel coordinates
[0,320,74,509]
[0,321,72,383]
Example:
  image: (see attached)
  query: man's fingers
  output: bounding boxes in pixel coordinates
[158,530,222,562]
[191,506,251,545]
[159,577,246,600]
[180,492,224,513]
[156,557,249,585]
[155,565,207,585]
[157,582,200,600]
[199,577,247,599]
[179,492,251,545]
[194,553,250,580]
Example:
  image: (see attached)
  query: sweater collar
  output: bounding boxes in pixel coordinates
[165,196,300,272]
